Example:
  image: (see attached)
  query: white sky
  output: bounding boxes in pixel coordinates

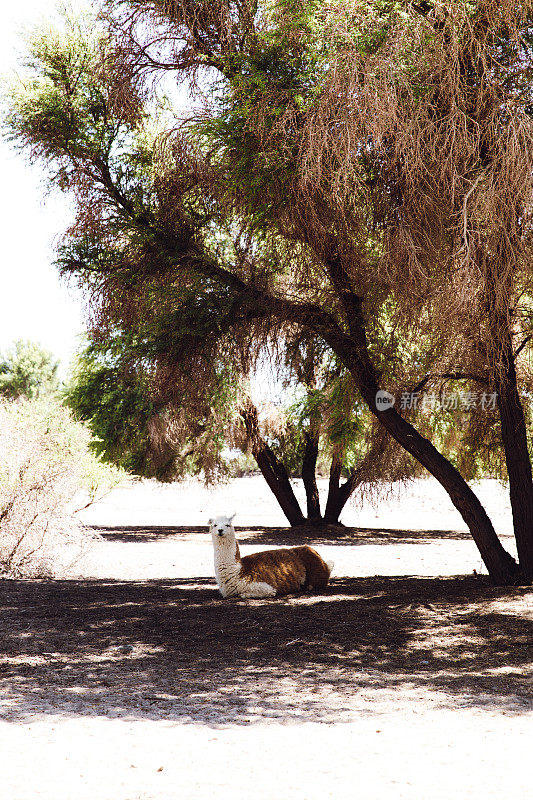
[0,1,88,374]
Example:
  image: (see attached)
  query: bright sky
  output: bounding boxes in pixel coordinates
[0,1,87,374]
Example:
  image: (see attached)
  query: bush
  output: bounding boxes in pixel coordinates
[0,339,59,399]
[0,397,123,578]
[225,449,260,478]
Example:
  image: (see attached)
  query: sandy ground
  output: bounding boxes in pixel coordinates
[0,476,532,799]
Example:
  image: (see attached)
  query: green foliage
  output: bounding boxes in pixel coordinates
[0,339,59,399]
[65,334,242,483]
[1,8,165,250]
[272,379,366,477]
[65,338,156,476]
[4,14,130,184]
[0,396,121,577]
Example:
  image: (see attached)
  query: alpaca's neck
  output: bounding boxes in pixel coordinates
[212,533,245,598]
[212,534,241,573]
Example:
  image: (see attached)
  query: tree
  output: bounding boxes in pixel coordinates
[332,0,533,579]
[0,339,59,399]
[4,2,532,582]
[66,328,397,527]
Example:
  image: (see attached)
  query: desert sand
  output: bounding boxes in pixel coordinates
[0,476,531,799]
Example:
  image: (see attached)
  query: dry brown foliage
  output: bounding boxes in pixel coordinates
[87,2,533,490]
[300,2,533,382]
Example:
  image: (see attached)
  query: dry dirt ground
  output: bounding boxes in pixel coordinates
[0,477,532,799]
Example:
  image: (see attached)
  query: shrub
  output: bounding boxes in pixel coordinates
[0,397,123,578]
[0,339,59,399]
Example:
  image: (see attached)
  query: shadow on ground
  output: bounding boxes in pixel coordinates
[93,524,475,545]
[1,573,531,726]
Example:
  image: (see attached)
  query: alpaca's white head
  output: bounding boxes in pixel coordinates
[208,514,236,544]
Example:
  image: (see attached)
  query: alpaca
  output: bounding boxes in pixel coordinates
[208,514,334,598]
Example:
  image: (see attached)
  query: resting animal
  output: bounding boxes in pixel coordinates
[208,514,334,598]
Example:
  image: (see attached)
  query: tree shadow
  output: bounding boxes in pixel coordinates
[239,525,476,546]
[92,525,206,542]
[0,575,531,726]
[92,524,475,545]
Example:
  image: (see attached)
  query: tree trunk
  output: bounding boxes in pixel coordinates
[240,403,305,526]
[323,452,359,523]
[302,427,321,521]
[318,290,518,584]
[373,400,516,583]
[495,324,533,579]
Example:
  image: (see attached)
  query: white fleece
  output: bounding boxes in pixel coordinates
[209,515,276,598]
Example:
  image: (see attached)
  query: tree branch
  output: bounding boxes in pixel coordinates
[514,336,532,360]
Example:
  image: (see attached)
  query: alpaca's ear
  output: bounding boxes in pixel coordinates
[208,518,214,526]
[229,512,236,522]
